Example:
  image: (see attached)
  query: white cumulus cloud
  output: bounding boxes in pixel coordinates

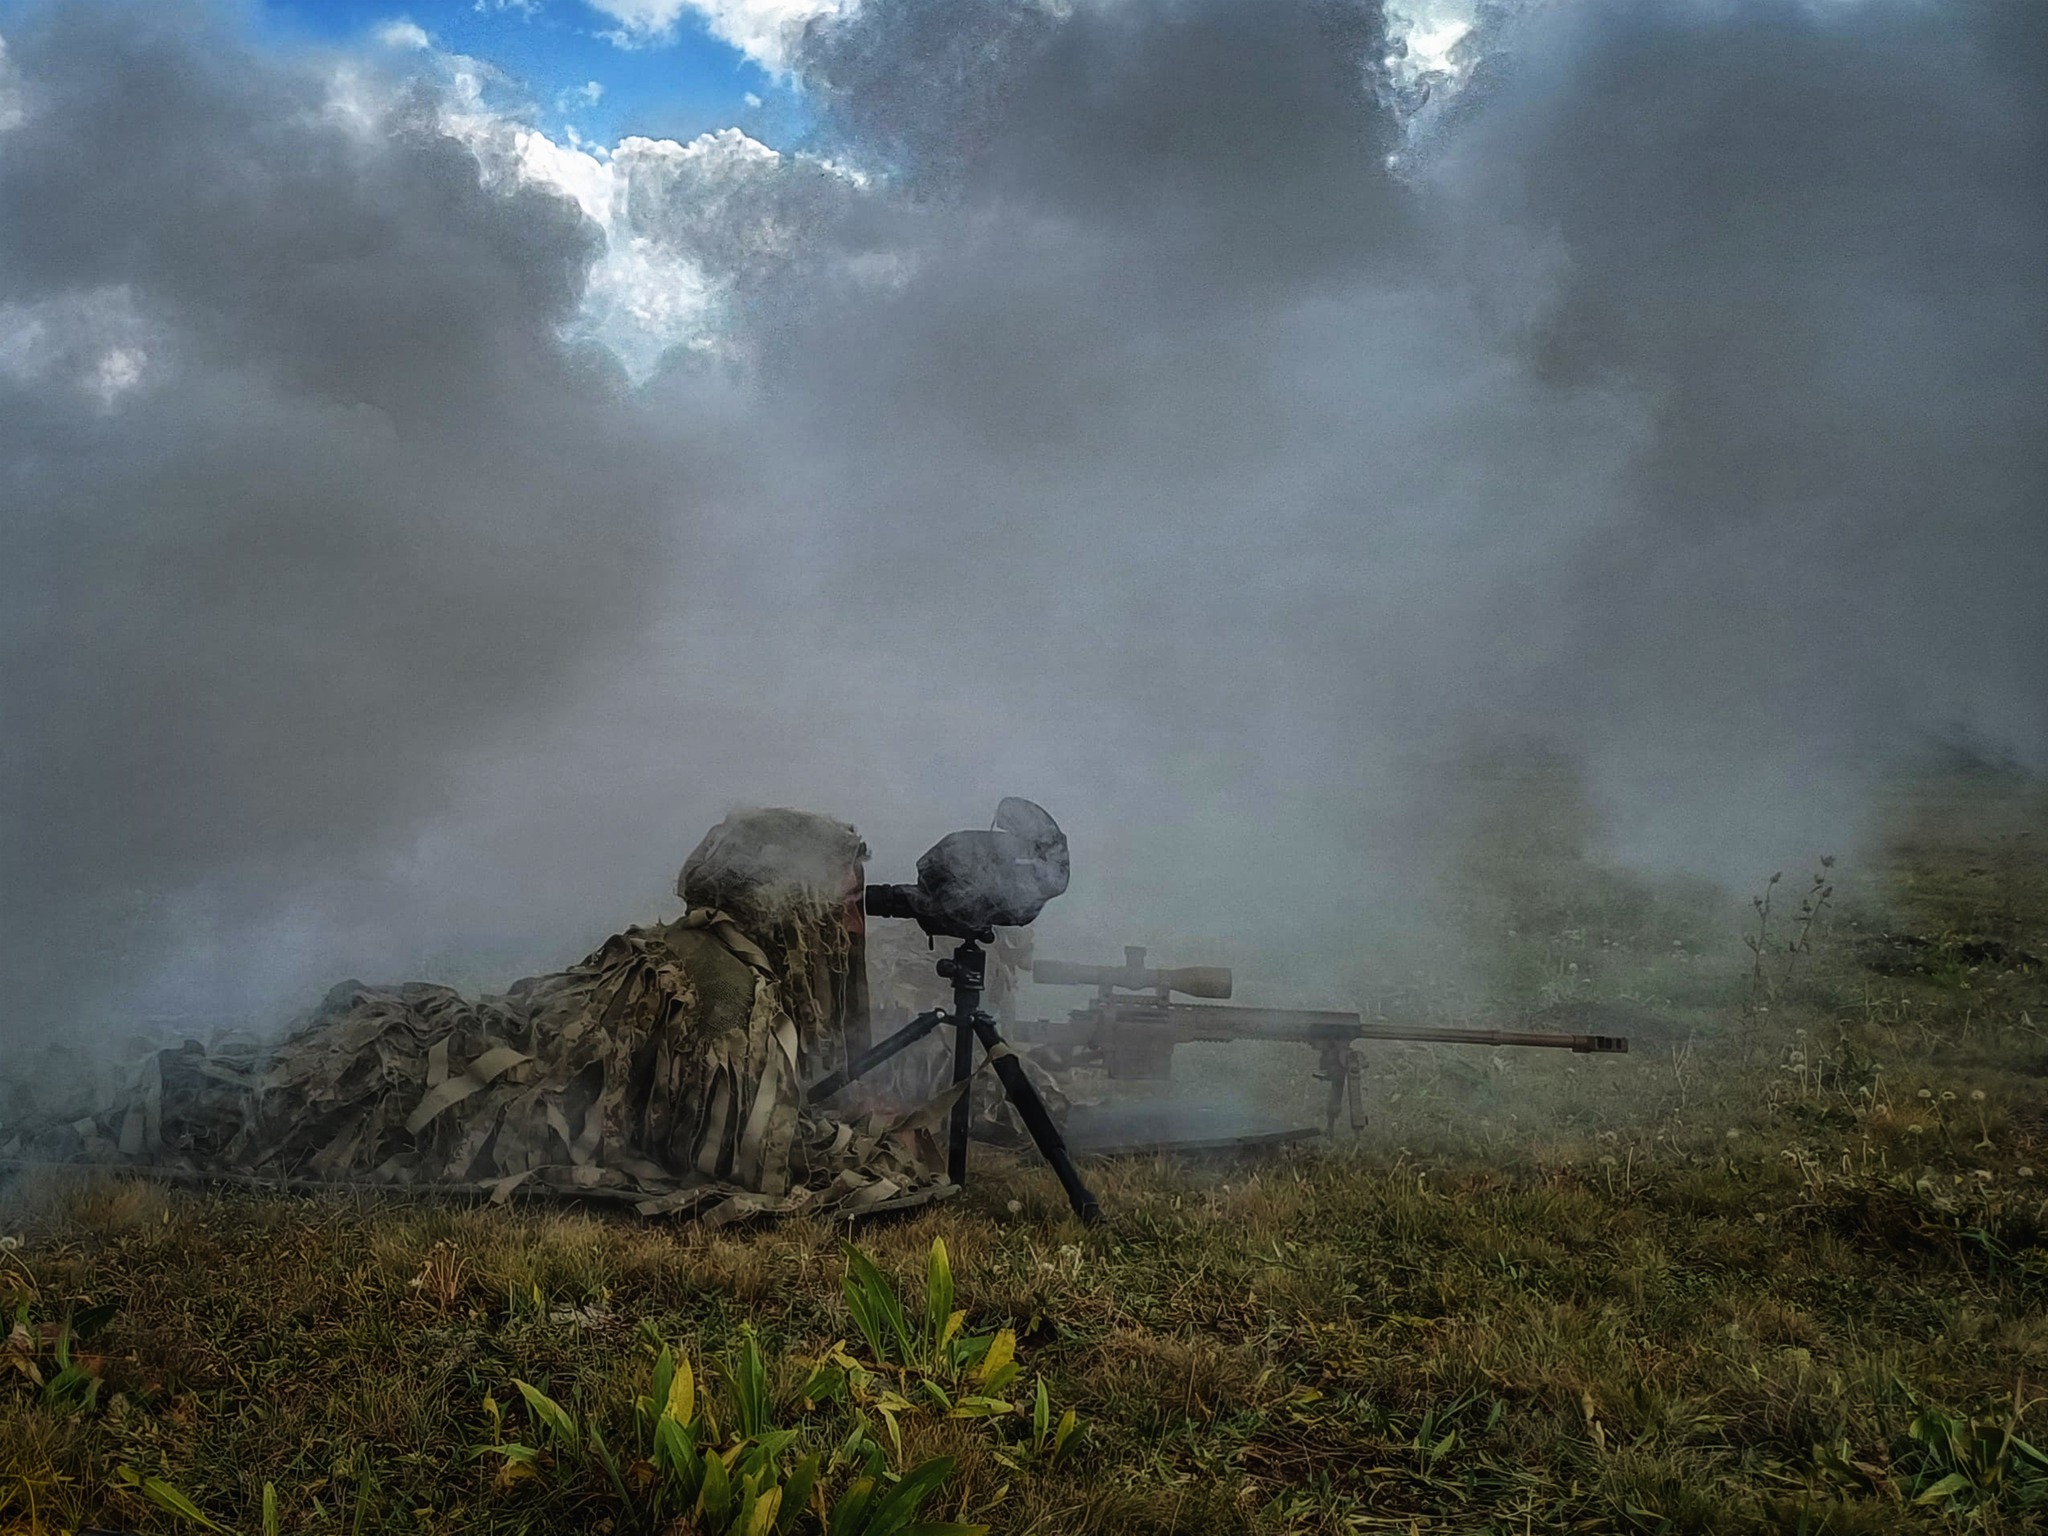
[0,35,26,130]
[374,18,433,51]
[586,0,851,73]
[0,287,156,405]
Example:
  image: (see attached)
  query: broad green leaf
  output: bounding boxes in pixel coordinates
[1052,1407,1082,1464]
[1032,1380,1050,1450]
[1913,1471,1973,1506]
[668,1352,697,1427]
[827,1476,875,1536]
[72,1300,120,1340]
[135,1473,225,1532]
[745,1485,783,1536]
[699,1440,734,1525]
[512,1379,580,1455]
[950,1395,1015,1419]
[778,1453,819,1534]
[798,1360,849,1408]
[652,1345,676,1422]
[973,1329,1015,1388]
[655,1414,704,1494]
[262,1482,279,1536]
[865,1455,956,1533]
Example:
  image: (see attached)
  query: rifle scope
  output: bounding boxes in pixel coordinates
[1033,947,1233,998]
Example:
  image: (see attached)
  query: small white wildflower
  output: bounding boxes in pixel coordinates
[1006,1199,1023,1216]
[2017,1166,2034,1179]
[1970,1090,1986,1103]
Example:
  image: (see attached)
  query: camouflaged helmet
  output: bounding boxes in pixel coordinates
[677,807,867,925]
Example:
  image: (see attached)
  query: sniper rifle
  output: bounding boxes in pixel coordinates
[1013,946,1628,1134]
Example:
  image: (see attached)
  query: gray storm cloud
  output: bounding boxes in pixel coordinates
[0,0,2041,1047]
[0,1,683,1040]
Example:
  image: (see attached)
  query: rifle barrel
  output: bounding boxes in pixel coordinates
[1345,1023,1628,1053]
[1014,1003,1627,1054]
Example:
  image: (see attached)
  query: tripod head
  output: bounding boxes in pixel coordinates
[933,932,993,998]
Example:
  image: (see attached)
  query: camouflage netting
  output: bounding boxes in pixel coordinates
[8,809,973,1225]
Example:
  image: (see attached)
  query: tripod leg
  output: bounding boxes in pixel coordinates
[948,1012,974,1187]
[1345,1046,1367,1133]
[807,1010,944,1103]
[969,1014,1102,1225]
[1318,1040,1344,1136]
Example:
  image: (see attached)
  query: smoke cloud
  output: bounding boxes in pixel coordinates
[0,0,2041,1047]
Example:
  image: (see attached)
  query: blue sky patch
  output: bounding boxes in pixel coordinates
[252,0,800,145]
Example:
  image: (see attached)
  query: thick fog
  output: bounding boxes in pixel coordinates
[1,0,2041,1047]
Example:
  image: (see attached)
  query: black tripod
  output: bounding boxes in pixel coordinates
[808,931,1102,1224]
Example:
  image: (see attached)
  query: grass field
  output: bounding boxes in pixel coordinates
[4,763,2045,1535]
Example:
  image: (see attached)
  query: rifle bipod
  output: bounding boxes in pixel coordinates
[807,933,1103,1224]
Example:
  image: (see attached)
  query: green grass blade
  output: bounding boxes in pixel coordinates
[923,1238,953,1367]
[843,1245,913,1365]
[730,1328,774,1438]
[590,1424,631,1507]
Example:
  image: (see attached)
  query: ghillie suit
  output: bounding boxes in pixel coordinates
[855,921,1075,1148]
[29,810,959,1224]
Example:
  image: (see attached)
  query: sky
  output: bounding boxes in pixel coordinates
[247,0,1478,164]
[0,0,2041,1053]
[250,0,801,145]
